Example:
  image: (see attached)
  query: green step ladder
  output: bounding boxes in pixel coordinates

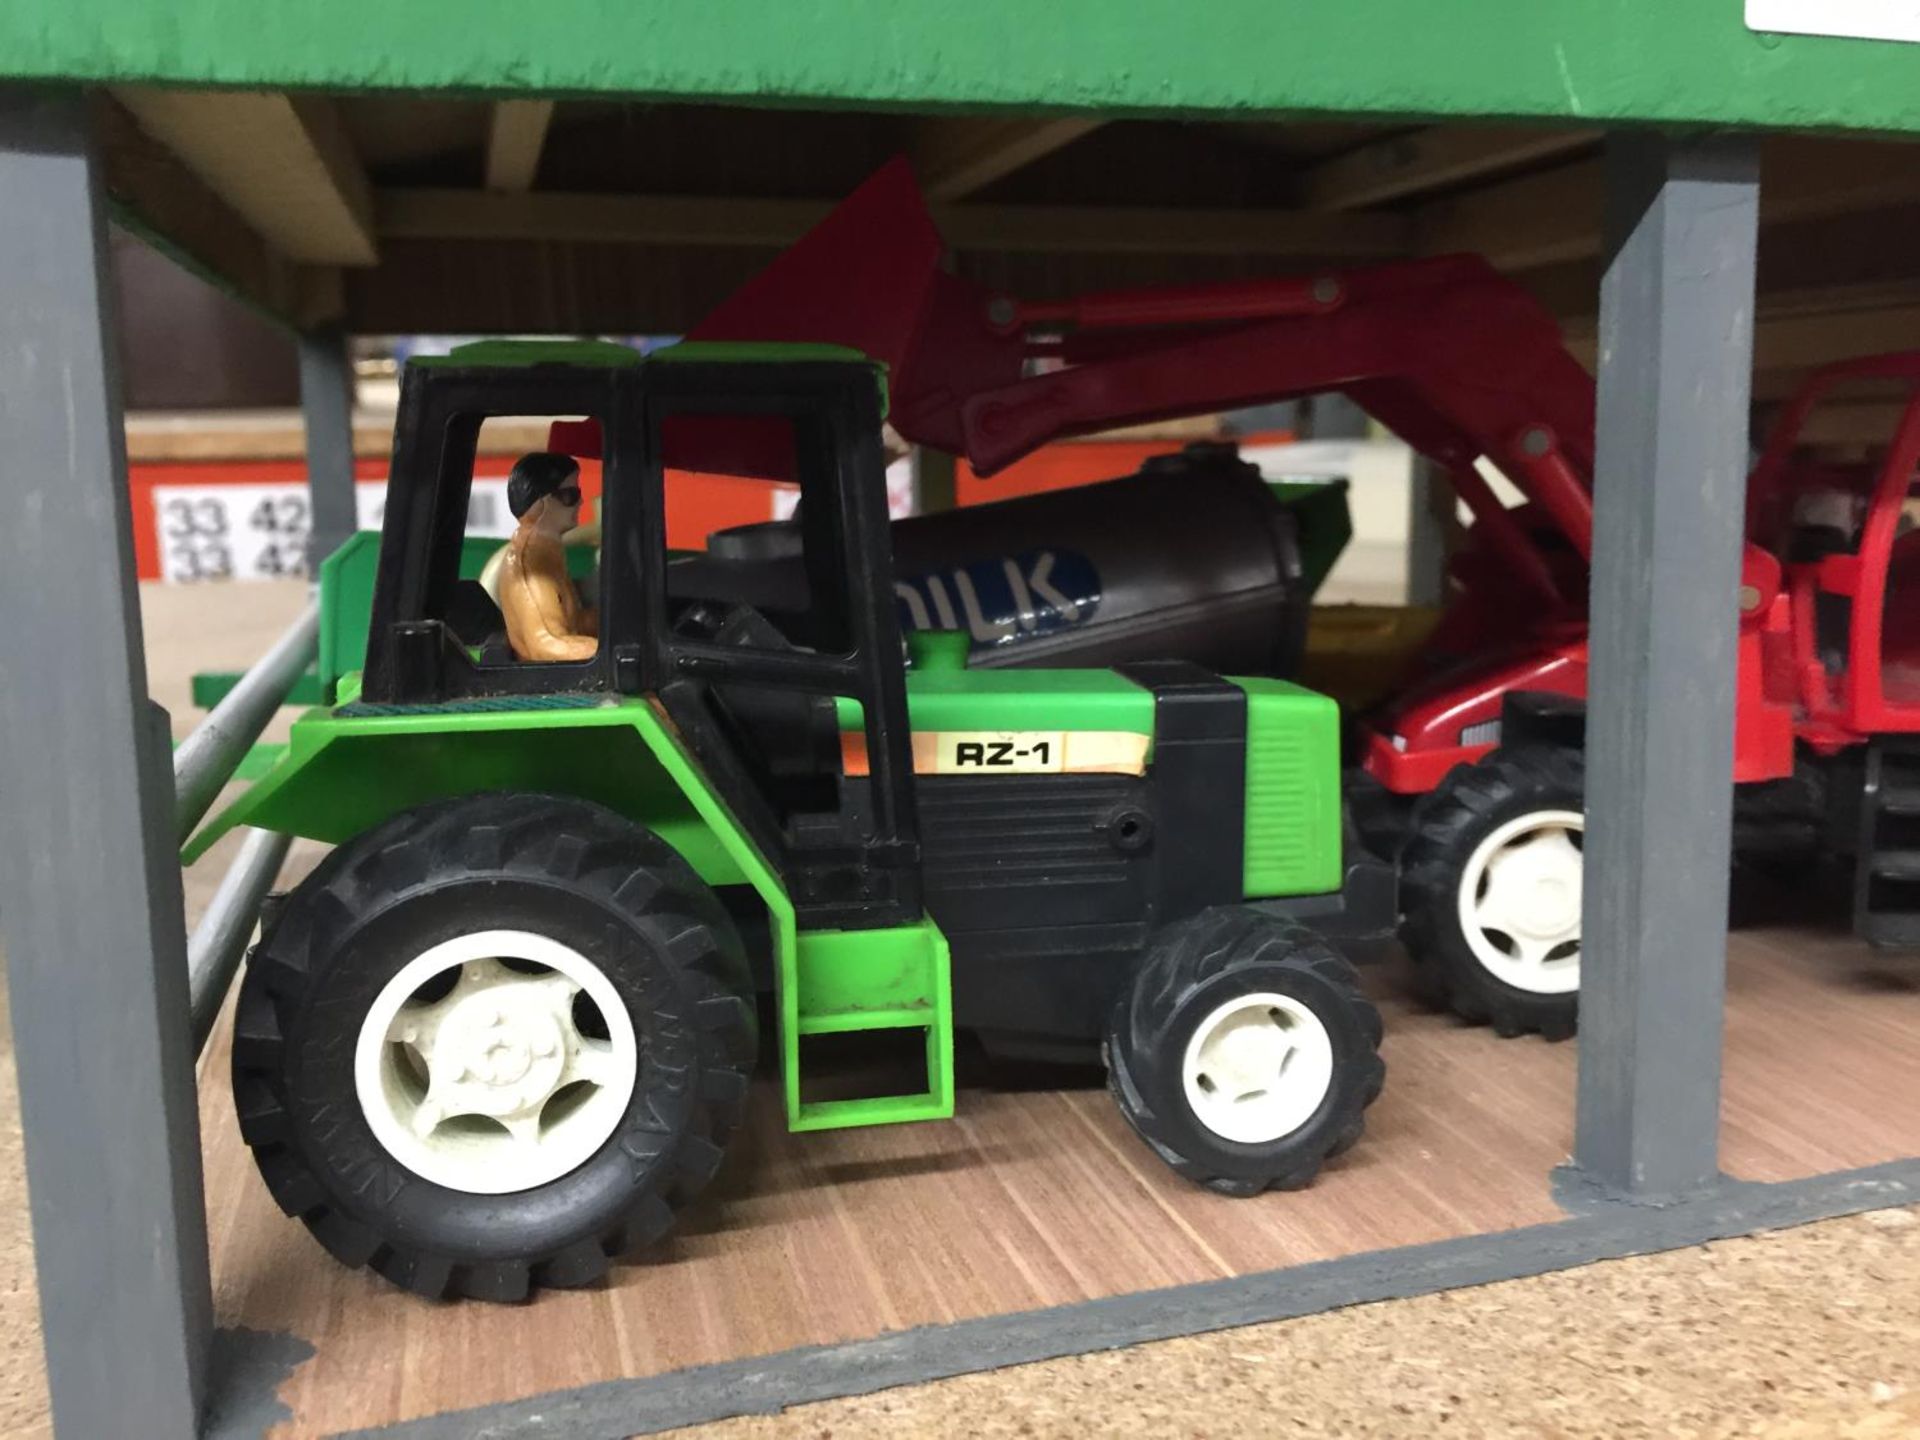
[782,919,955,1132]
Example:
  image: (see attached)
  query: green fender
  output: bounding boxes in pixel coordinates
[183,692,798,987]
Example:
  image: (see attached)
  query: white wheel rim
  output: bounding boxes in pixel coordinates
[1456,809,1584,996]
[352,929,639,1195]
[1180,992,1335,1145]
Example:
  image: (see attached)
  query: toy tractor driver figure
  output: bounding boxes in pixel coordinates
[499,452,599,662]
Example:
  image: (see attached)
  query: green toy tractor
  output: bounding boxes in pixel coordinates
[190,340,1389,1301]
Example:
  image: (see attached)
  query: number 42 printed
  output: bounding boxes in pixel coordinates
[153,483,311,583]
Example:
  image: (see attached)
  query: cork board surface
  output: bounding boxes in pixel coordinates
[668,1204,1920,1440]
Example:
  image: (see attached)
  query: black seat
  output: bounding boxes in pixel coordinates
[446,578,506,645]
[446,577,519,663]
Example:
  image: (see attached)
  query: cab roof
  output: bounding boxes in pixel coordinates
[407,338,890,473]
[413,338,876,371]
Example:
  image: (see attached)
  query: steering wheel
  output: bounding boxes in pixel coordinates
[670,602,841,794]
[671,599,798,652]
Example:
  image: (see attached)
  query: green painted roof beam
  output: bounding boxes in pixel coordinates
[8,2,1920,137]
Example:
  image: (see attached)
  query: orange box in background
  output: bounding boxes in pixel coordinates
[664,471,795,549]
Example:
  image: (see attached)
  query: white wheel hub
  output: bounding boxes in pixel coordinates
[1180,992,1335,1145]
[353,929,638,1194]
[1457,809,1584,995]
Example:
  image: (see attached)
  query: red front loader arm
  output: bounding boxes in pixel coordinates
[691,157,1597,606]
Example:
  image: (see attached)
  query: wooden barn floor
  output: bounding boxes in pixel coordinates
[191,925,1920,1438]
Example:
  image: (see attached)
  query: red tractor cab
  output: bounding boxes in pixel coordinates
[1358,520,1798,797]
[1374,353,1920,793]
[1752,353,1920,748]
[1388,353,1920,1041]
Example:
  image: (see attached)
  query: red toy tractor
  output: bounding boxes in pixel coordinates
[1381,352,1920,1036]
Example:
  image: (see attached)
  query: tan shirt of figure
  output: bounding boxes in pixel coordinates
[500,493,599,663]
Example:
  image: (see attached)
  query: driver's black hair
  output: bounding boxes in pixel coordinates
[507,451,582,519]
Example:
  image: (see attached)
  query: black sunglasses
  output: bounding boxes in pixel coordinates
[553,484,583,506]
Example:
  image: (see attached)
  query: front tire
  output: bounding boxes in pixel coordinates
[231,793,757,1302]
[1105,908,1385,1197]
[1399,744,1585,1039]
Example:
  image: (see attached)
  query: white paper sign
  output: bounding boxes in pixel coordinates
[1747,0,1920,43]
[153,483,314,583]
[155,479,519,583]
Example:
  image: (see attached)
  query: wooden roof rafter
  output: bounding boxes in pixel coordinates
[112,87,377,266]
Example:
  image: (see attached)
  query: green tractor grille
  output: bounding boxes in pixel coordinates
[1236,678,1342,898]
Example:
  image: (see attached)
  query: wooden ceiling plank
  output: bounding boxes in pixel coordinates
[912,117,1103,200]
[1561,283,1920,373]
[1418,158,1602,270]
[939,201,1408,257]
[1299,125,1597,210]
[1768,396,1914,447]
[1748,302,1920,373]
[1422,137,1920,273]
[1762,136,1920,226]
[375,188,835,247]
[373,185,1411,258]
[112,86,377,266]
[484,99,556,193]
[92,95,338,327]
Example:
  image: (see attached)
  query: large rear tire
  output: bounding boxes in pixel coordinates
[232,793,756,1302]
[1399,744,1585,1039]
[1105,908,1385,1197]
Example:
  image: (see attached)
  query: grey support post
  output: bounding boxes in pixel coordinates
[299,325,358,567]
[1573,133,1760,1201]
[0,92,212,1436]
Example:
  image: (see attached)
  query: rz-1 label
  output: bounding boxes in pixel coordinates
[840,728,1150,777]
[940,731,1067,773]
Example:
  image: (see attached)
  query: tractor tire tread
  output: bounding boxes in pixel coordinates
[233,792,755,1302]
[1400,745,1584,1040]
[1107,907,1384,1197]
